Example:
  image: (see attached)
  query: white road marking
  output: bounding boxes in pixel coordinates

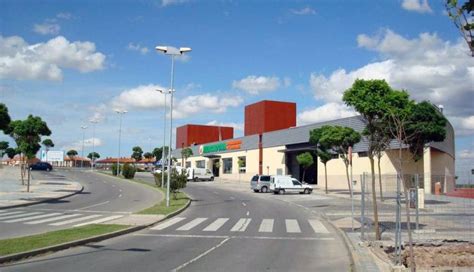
[177,218,207,231]
[203,218,229,232]
[241,202,246,207]
[134,233,334,241]
[246,211,250,216]
[50,214,102,226]
[4,213,61,223]
[285,219,301,233]
[258,219,274,233]
[74,215,123,227]
[172,238,230,271]
[308,219,330,234]
[0,212,42,220]
[150,217,186,230]
[119,194,122,198]
[78,201,110,210]
[230,218,251,232]
[229,196,235,200]
[25,214,82,225]
[0,211,24,217]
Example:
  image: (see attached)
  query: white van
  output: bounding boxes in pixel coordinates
[187,168,214,182]
[270,175,313,194]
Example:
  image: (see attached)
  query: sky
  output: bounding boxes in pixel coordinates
[1,0,473,175]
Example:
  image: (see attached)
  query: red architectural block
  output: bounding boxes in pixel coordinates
[176,124,234,148]
[244,100,296,136]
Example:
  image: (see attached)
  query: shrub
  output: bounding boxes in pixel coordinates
[170,169,187,199]
[153,172,168,187]
[122,163,136,179]
[111,164,122,176]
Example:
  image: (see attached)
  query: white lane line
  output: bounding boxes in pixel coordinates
[134,233,334,241]
[229,196,235,200]
[0,212,42,220]
[308,219,330,234]
[25,214,82,225]
[176,218,207,231]
[285,219,301,233]
[241,202,246,207]
[119,194,122,198]
[150,217,186,231]
[0,211,24,217]
[4,213,61,223]
[246,211,250,216]
[230,218,251,232]
[77,201,110,210]
[50,214,102,226]
[203,218,229,232]
[74,215,123,227]
[258,219,274,233]
[172,238,230,271]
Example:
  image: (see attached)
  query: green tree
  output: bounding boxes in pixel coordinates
[122,163,136,179]
[67,149,78,167]
[0,141,8,158]
[0,103,11,133]
[296,152,314,183]
[131,146,143,162]
[181,147,193,167]
[309,128,333,194]
[42,138,55,151]
[144,152,153,160]
[170,169,187,199]
[5,147,17,159]
[445,0,474,56]
[343,79,396,240]
[87,152,100,160]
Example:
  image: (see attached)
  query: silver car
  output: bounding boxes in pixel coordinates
[250,175,272,193]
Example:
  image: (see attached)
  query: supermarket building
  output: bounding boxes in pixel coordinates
[172,100,455,195]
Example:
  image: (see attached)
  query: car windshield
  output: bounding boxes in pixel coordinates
[251,176,258,182]
[260,176,271,181]
[292,179,302,186]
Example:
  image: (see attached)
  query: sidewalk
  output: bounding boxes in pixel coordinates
[0,166,83,209]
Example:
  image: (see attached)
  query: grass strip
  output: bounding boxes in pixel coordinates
[0,224,127,256]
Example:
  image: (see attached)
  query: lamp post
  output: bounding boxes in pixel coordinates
[156,88,173,189]
[156,45,192,207]
[90,119,98,171]
[115,110,127,175]
[81,126,87,168]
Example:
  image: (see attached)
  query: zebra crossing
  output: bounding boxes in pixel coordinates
[0,209,123,227]
[150,216,331,235]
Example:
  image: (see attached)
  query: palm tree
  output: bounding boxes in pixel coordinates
[67,149,78,167]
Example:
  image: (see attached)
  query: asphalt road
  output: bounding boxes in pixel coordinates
[0,169,162,239]
[2,180,351,271]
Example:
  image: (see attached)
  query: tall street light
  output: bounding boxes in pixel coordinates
[156,45,192,207]
[155,88,173,189]
[90,119,99,171]
[116,110,128,175]
[81,125,87,168]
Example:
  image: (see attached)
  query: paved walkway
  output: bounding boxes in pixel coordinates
[0,166,83,208]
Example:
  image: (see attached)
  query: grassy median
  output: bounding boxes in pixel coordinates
[0,224,127,256]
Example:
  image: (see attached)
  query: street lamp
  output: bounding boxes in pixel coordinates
[156,45,192,207]
[90,119,99,171]
[115,110,128,175]
[81,125,87,168]
[155,88,174,189]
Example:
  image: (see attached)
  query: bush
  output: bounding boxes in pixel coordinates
[122,163,136,179]
[111,164,122,176]
[153,172,168,187]
[170,169,187,199]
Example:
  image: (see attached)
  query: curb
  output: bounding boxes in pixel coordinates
[0,184,84,210]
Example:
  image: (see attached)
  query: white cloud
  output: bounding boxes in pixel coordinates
[0,35,106,81]
[232,75,283,95]
[63,137,102,152]
[161,0,188,7]
[173,93,243,119]
[458,149,474,159]
[56,12,72,19]
[206,120,244,131]
[291,7,316,15]
[111,84,168,110]
[297,103,356,125]
[401,0,433,13]
[310,29,474,134]
[127,43,149,55]
[33,23,60,35]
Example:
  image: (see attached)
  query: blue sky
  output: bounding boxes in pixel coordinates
[1,0,473,174]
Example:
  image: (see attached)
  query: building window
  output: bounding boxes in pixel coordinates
[238,156,246,173]
[185,161,191,168]
[223,158,232,174]
[196,160,205,168]
[358,152,368,158]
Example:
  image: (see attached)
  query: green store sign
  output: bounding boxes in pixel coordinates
[201,142,227,154]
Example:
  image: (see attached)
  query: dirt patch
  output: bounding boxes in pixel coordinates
[384,240,474,269]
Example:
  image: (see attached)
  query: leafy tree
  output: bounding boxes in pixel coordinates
[343,79,397,240]
[153,146,171,163]
[181,147,193,167]
[87,152,100,160]
[42,138,54,151]
[0,141,8,158]
[0,103,11,133]
[131,146,143,162]
[309,128,333,194]
[296,152,314,183]
[144,152,153,160]
[5,147,17,159]
[445,0,474,56]
[67,149,78,167]
[371,121,392,202]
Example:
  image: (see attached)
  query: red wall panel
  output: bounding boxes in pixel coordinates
[244,100,296,136]
[176,125,234,148]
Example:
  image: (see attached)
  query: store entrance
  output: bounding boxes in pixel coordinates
[212,159,220,177]
[283,144,318,184]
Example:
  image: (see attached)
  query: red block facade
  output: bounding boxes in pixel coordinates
[176,124,234,148]
[244,100,296,136]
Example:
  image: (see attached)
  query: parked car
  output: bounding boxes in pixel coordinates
[188,167,214,181]
[29,162,53,171]
[250,175,272,193]
[270,175,312,194]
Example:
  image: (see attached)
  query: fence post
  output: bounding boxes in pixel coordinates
[395,172,402,266]
[415,174,419,230]
[360,173,365,240]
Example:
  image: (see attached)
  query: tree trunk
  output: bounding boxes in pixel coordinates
[324,163,328,194]
[369,156,381,240]
[378,156,384,202]
[302,169,306,183]
[27,164,31,192]
[402,177,416,271]
[344,163,352,194]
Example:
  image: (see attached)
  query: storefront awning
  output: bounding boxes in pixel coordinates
[203,154,221,158]
[278,146,317,153]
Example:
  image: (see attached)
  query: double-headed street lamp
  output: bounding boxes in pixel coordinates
[115,110,128,175]
[90,119,99,171]
[155,88,174,189]
[156,45,192,207]
[81,125,87,168]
